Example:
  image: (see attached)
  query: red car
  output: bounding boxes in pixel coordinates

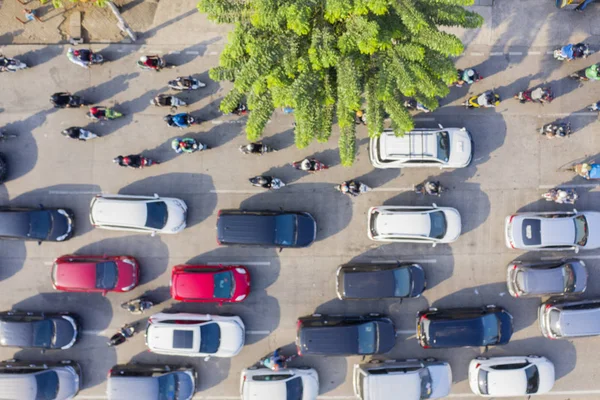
[170,264,250,303]
[51,255,139,295]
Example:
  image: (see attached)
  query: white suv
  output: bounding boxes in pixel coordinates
[367,205,461,245]
[369,126,472,169]
[240,368,319,400]
[89,193,187,235]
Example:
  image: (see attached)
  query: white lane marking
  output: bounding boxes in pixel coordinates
[370,259,438,264]
[186,51,200,55]
[48,190,101,195]
[209,189,262,194]
[206,261,271,266]
[371,187,414,192]
[246,330,270,335]
[490,52,503,56]
[509,51,523,55]
[538,111,597,117]
[470,52,484,56]
[209,51,219,55]
[413,117,435,121]
[538,183,598,189]
[43,261,53,265]
[211,119,245,125]
[528,51,541,55]
[395,329,415,334]
[81,330,105,335]
[546,51,554,55]
[170,50,181,54]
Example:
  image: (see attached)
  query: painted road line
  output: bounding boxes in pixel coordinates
[508,51,523,55]
[470,52,484,56]
[546,51,554,55]
[370,259,438,264]
[186,51,200,55]
[395,329,415,335]
[209,189,262,194]
[528,51,541,55]
[170,51,181,54]
[490,52,503,56]
[206,261,271,266]
[209,51,219,55]
[246,330,270,335]
[371,187,414,191]
[537,111,597,117]
[538,183,598,189]
[81,330,105,335]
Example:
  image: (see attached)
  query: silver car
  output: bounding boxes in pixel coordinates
[539,298,600,339]
[107,364,196,400]
[506,260,587,298]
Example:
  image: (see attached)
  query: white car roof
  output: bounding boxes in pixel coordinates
[146,325,200,352]
[379,130,440,161]
[375,212,431,237]
[511,214,575,248]
[90,197,155,227]
[242,369,318,400]
[367,373,421,399]
[487,369,528,396]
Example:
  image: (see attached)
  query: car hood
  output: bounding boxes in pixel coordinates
[55,368,80,400]
[163,199,187,233]
[295,213,317,247]
[114,261,136,291]
[175,371,196,400]
[47,210,73,241]
[216,321,244,357]
[301,373,319,400]
[536,360,556,394]
[429,364,452,399]
[441,208,462,243]
[583,212,600,249]
[52,318,77,349]
[448,128,472,168]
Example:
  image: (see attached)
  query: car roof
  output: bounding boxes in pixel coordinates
[343,269,397,298]
[0,320,34,347]
[366,373,421,400]
[0,212,30,237]
[300,324,359,354]
[54,261,98,289]
[428,315,488,346]
[172,269,216,299]
[217,213,277,245]
[559,307,600,336]
[244,376,289,399]
[487,369,527,396]
[0,374,37,398]
[378,130,440,161]
[374,212,431,237]
[147,325,198,351]
[517,267,566,294]
[91,197,152,227]
[108,376,159,399]
[512,215,574,247]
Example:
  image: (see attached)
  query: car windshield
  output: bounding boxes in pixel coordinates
[357,322,377,354]
[429,211,447,239]
[436,131,450,162]
[95,261,118,289]
[481,314,500,345]
[574,215,588,246]
[32,320,54,348]
[35,370,59,400]
[419,368,433,399]
[563,264,576,293]
[199,322,221,354]
[548,309,561,336]
[213,271,233,299]
[145,201,168,230]
[28,211,52,240]
[393,268,411,297]
[157,373,178,400]
[477,369,488,395]
[286,376,304,400]
[514,271,526,293]
[525,365,540,394]
[274,215,297,246]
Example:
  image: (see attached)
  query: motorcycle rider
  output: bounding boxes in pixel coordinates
[140,55,163,71]
[62,127,85,140]
[172,76,205,89]
[113,154,150,168]
[262,348,288,371]
[51,92,74,108]
[89,106,106,120]
[0,55,9,72]
[586,64,600,81]
[425,181,441,196]
[171,138,197,153]
[108,324,135,347]
[404,98,430,112]
[339,180,361,196]
[456,68,477,87]
[517,87,552,104]
[165,113,193,128]
[68,48,92,68]
[240,142,263,154]
[476,91,497,108]
[300,158,313,171]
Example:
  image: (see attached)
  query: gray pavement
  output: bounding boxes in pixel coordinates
[1,1,600,400]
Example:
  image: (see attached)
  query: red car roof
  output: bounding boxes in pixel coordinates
[172,268,217,300]
[53,262,97,290]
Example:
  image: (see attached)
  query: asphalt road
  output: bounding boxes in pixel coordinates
[2,28,600,400]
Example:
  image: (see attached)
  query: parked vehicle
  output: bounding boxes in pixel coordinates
[353,359,452,400]
[0,206,74,242]
[416,306,513,349]
[51,254,139,295]
[0,310,78,350]
[367,205,461,244]
[295,314,395,356]
[336,263,426,300]
[217,210,317,248]
[89,194,187,235]
[507,259,587,298]
[170,264,250,303]
[463,91,500,108]
[145,313,245,358]
[505,210,600,252]
[239,142,275,155]
[539,298,600,339]
[240,368,319,400]
[107,363,196,400]
[369,127,473,169]
[0,359,81,400]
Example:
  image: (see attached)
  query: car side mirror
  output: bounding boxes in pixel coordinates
[40,349,45,354]
[37,241,42,246]
[432,203,437,208]
[151,231,156,237]
[153,193,159,198]
[279,247,283,253]
[432,242,437,247]
[438,124,444,129]
[204,356,211,361]
[575,247,580,254]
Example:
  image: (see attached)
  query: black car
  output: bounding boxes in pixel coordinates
[107,364,196,400]
[217,210,316,248]
[0,311,78,350]
[0,153,7,184]
[416,306,513,349]
[336,263,426,300]
[0,206,74,242]
[295,314,396,356]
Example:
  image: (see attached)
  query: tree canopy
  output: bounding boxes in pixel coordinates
[41,0,106,8]
[198,0,482,165]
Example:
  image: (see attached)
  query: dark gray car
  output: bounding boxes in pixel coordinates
[0,311,78,350]
[336,263,426,300]
[0,206,74,242]
[107,364,196,400]
[507,259,587,298]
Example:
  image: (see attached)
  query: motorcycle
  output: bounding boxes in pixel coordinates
[0,57,27,72]
[164,113,198,128]
[50,93,88,108]
[572,162,600,180]
[542,188,578,204]
[171,137,208,154]
[570,64,600,81]
[113,155,159,169]
[67,48,103,68]
[87,107,124,121]
[292,158,328,173]
[452,68,482,87]
[239,142,275,155]
[120,297,153,315]
[514,87,553,104]
[463,91,500,108]
[403,99,431,113]
[554,43,592,61]
[61,127,98,141]
[249,176,285,190]
[258,350,297,371]
[150,95,187,110]
[168,77,206,91]
[136,56,169,71]
[588,102,600,111]
[415,181,446,197]
[334,180,371,197]
[540,122,571,138]
[230,103,248,116]
[107,324,135,347]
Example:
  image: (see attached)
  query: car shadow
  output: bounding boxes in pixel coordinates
[299,353,348,394]
[73,235,169,286]
[117,173,216,229]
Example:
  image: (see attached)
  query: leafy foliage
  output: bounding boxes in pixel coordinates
[198,0,482,165]
[40,0,107,8]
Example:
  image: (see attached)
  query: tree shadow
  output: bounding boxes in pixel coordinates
[566,105,598,134]
[140,9,199,42]
[119,0,145,13]
[266,128,295,151]
[76,73,140,104]
[239,183,353,242]
[201,122,244,149]
[18,45,63,68]
[171,38,222,67]
[117,173,216,229]
[73,236,169,285]
[0,29,24,44]
[100,43,137,63]
[10,184,101,237]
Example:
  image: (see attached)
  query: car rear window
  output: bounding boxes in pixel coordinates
[525,365,539,394]
[274,215,296,246]
[173,330,194,349]
[199,322,221,354]
[96,261,118,289]
[429,211,447,239]
[358,322,376,354]
[480,314,500,345]
[35,370,59,400]
[548,309,561,336]
[146,202,168,230]
[436,131,450,162]
[574,215,588,246]
[213,271,233,299]
[286,376,304,400]
[522,219,541,245]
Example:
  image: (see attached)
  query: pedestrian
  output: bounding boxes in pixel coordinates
[575,0,595,11]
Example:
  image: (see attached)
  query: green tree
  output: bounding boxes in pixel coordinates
[198,0,482,166]
[41,0,107,8]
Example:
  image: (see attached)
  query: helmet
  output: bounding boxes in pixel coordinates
[90,107,99,114]
[73,50,80,56]
[140,56,148,62]
[113,156,123,164]
[164,115,172,120]
[356,110,363,117]
[557,190,568,199]
[467,69,475,77]
[171,138,182,150]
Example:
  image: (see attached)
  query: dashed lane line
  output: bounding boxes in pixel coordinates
[395,329,415,335]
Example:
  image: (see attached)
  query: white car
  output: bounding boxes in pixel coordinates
[367,205,461,244]
[468,356,555,397]
[89,193,187,235]
[240,368,319,400]
[505,210,600,252]
[145,312,245,358]
[369,127,473,169]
